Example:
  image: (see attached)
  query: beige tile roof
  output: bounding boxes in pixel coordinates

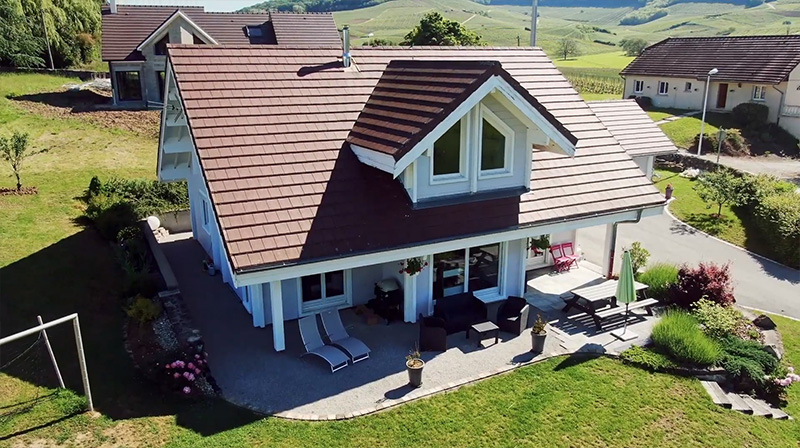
[168,45,666,273]
[587,99,678,158]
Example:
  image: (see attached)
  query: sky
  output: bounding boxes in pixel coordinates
[117,0,261,12]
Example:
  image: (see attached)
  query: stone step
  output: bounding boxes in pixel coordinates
[740,395,772,417]
[769,406,790,420]
[700,380,731,408]
[725,391,753,414]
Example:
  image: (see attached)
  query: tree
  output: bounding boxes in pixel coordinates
[694,169,742,218]
[0,1,44,67]
[619,37,648,56]
[623,241,650,274]
[401,12,483,46]
[0,132,47,192]
[555,38,580,60]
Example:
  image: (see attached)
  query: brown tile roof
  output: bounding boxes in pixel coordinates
[346,60,576,161]
[101,6,336,62]
[587,100,677,158]
[168,46,666,273]
[269,11,341,47]
[620,35,800,84]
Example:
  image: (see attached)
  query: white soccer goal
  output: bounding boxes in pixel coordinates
[0,313,94,412]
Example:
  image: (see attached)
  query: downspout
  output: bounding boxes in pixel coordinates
[773,84,786,126]
[606,209,644,279]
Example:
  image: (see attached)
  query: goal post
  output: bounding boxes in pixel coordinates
[0,313,94,412]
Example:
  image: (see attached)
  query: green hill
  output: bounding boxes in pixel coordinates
[242,0,800,56]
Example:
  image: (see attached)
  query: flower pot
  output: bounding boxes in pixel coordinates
[207,265,215,276]
[665,185,674,200]
[531,332,547,353]
[406,359,424,387]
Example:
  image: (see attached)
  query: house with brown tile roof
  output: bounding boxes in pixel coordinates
[620,35,800,139]
[157,31,668,352]
[101,0,339,108]
[587,99,678,179]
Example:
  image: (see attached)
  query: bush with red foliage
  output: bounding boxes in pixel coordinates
[669,262,735,309]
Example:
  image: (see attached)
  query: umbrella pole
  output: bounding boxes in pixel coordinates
[622,303,629,334]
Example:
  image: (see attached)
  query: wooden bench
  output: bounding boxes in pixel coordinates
[592,298,659,330]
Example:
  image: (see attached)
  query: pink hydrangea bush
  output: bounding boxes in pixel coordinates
[156,350,210,397]
[772,366,800,388]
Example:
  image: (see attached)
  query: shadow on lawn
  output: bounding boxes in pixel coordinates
[0,229,262,437]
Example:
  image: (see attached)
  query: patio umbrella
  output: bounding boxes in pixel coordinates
[611,250,638,341]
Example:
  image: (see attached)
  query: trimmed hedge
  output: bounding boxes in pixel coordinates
[753,192,800,267]
[732,102,769,129]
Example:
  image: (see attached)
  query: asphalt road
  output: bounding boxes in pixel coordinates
[577,212,800,319]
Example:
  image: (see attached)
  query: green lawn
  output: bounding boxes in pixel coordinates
[552,51,633,70]
[2,72,799,447]
[659,112,738,150]
[653,168,781,262]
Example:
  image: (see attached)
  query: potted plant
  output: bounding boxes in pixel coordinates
[531,314,547,353]
[406,345,424,387]
[202,258,216,276]
[665,183,674,200]
[399,257,428,276]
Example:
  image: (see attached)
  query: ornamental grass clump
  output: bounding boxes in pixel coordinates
[651,310,722,366]
[638,263,679,301]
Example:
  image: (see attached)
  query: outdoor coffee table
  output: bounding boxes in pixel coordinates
[467,321,500,348]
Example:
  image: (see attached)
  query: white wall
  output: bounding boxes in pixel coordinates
[632,156,654,179]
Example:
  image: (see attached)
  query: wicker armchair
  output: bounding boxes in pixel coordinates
[419,314,448,352]
[496,296,530,335]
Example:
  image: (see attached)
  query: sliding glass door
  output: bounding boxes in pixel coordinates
[433,243,502,299]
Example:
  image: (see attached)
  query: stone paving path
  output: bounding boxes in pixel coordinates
[653,110,700,125]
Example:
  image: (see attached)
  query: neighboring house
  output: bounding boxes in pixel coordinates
[101,1,340,108]
[587,100,678,179]
[158,39,668,352]
[620,35,800,138]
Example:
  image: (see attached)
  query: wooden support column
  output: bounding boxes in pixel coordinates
[250,285,265,328]
[270,280,285,352]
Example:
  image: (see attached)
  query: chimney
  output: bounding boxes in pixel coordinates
[342,26,351,68]
[110,0,117,14]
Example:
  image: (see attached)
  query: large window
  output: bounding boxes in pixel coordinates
[432,120,463,179]
[479,106,513,177]
[753,85,767,101]
[300,270,348,313]
[633,80,644,94]
[115,70,142,102]
[433,243,503,299]
[658,81,669,96]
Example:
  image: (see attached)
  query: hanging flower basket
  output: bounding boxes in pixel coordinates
[399,257,428,276]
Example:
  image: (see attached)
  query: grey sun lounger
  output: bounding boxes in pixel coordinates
[320,309,371,363]
[298,315,349,373]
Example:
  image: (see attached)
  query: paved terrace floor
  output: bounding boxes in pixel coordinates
[160,234,659,419]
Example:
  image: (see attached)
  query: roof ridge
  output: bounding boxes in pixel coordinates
[113,4,203,8]
[270,10,333,15]
[664,34,800,41]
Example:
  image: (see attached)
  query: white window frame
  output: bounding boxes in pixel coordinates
[298,269,352,315]
[430,117,468,185]
[633,80,644,94]
[658,81,669,96]
[753,85,767,101]
[200,195,211,231]
[478,104,514,180]
[684,82,692,92]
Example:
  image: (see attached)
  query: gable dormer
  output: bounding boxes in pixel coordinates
[347,60,578,206]
[137,10,217,59]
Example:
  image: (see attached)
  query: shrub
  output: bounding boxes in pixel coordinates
[117,225,141,244]
[718,334,779,393]
[127,295,162,325]
[691,298,745,339]
[620,346,678,371]
[651,310,722,366]
[632,96,652,109]
[638,263,679,301]
[753,192,800,268]
[86,194,138,241]
[669,262,735,309]
[623,241,650,274]
[732,102,769,128]
[690,130,749,156]
[737,174,796,209]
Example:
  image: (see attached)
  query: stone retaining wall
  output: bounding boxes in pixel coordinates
[0,66,108,80]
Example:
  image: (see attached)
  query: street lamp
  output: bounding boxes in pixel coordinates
[697,67,719,156]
